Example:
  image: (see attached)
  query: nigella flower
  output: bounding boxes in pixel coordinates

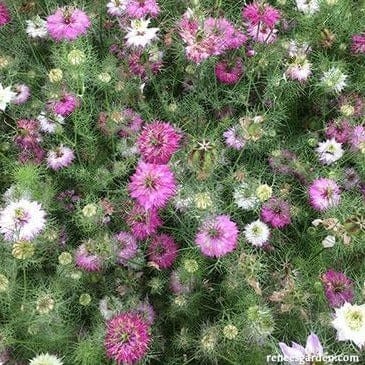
[0,2,10,27]
[247,23,278,44]
[126,203,162,239]
[295,0,320,14]
[0,83,16,111]
[47,7,91,41]
[137,121,181,164]
[47,92,80,117]
[104,312,150,364]
[107,0,127,17]
[279,333,324,364]
[321,67,348,94]
[233,183,259,210]
[261,198,291,229]
[135,301,155,325]
[125,18,159,48]
[147,233,179,269]
[128,161,176,210]
[215,58,244,85]
[29,353,63,365]
[223,125,246,150]
[343,167,361,190]
[126,0,160,19]
[75,243,103,272]
[37,112,65,134]
[315,138,344,165]
[195,215,239,258]
[285,57,312,82]
[308,178,341,211]
[244,220,270,247]
[128,47,163,79]
[242,2,281,28]
[325,119,352,144]
[351,33,365,54]
[26,16,48,38]
[169,270,196,294]
[332,302,365,349]
[321,270,354,307]
[47,145,75,170]
[0,198,46,241]
[11,84,30,105]
[338,93,365,118]
[114,231,138,266]
[117,108,144,138]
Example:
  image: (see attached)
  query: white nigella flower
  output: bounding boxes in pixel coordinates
[296,0,320,14]
[332,302,365,349]
[29,353,63,365]
[287,40,311,58]
[26,16,48,38]
[233,183,259,211]
[37,112,65,134]
[0,198,46,241]
[316,138,344,164]
[244,220,270,247]
[125,18,159,48]
[321,67,348,94]
[107,0,127,16]
[0,83,16,111]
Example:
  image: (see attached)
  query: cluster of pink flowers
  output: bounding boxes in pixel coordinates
[46,6,91,41]
[243,2,281,44]
[0,2,10,27]
[178,11,247,64]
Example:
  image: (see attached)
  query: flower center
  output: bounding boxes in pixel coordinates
[345,310,364,331]
[144,175,156,189]
[14,208,29,225]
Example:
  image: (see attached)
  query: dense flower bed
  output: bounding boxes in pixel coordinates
[0,0,364,364]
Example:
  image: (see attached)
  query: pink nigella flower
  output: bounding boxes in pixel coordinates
[0,2,10,27]
[195,215,239,258]
[75,243,103,272]
[46,145,75,170]
[261,198,291,229]
[48,92,79,117]
[128,161,176,210]
[279,333,324,364]
[309,178,341,211]
[104,312,150,365]
[247,23,278,43]
[137,121,181,164]
[215,58,244,85]
[47,7,91,41]
[11,84,31,105]
[338,93,365,118]
[126,0,160,19]
[349,125,365,151]
[223,125,246,150]
[242,2,281,28]
[321,269,354,308]
[135,301,155,325]
[147,233,178,269]
[285,57,312,82]
[118,108,144,137]
[128,48,163,79]
[325,119,352,144]
[351,33,365,54]
[114,231,138,266]
[126,203,162,239]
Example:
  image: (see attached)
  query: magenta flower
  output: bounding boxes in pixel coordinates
[126,203,162,240]
[279,333,324,363]
[48,92,79,117]
[105,312,150,365]
[47,7,91,41]
[114,231,138,266]
[242,2,281,28]
[118,108,144,138]
[215,58,244,85]
[147,233,179,269]
[247,23,278,43]
[126,0,160,19]
[195,215,239,258]
[261,198,291,229]
[321,270,354,308]
[46,145,75,170]
[128,161,176,210]
[309,178,341,211]
[75,243,103,272]
[137,121,181,164]
[351,33,365,54]
[325,119,352,144]
[11,84,30,105]
[0,2,10,27]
